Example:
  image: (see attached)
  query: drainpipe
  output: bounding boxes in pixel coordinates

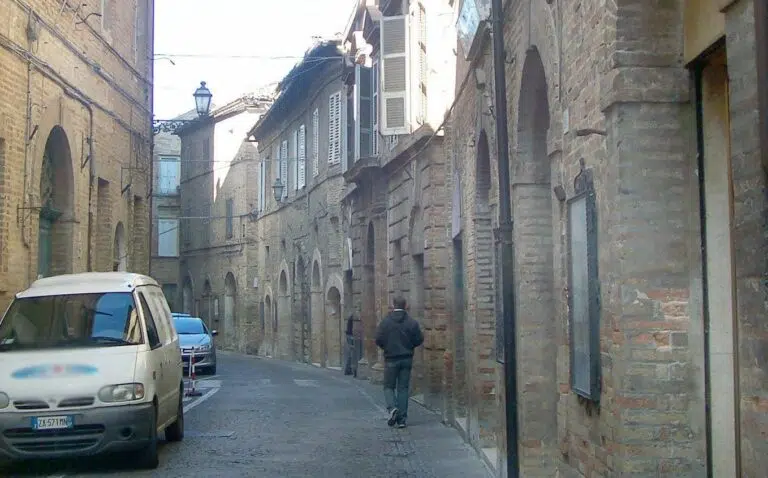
[147,0,156,276]
[755,0,768,181]
[85,104,95,271]
[693,63,714,478]
[490,0,519,476]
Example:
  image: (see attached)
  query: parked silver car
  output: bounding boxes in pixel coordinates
[172,315,217,375]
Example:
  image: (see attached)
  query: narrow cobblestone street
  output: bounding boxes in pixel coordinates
[1,352,491,477]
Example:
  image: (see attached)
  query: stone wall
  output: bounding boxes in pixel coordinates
[253,63,348,367]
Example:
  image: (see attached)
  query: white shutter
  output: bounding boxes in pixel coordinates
[312,109,319,177]
[158,219,179,257]
[412,1,427,125]
[298,124,306,189]
[380,15,410,136]
[292,130,298,192]
[258,160,265,211]
[328,92,341,164]
[280,140,288,199]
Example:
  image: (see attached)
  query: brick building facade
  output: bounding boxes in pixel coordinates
[447,0,768,476]
[0,0,154,307]
[248,41,349,366]
[177,95,272,353]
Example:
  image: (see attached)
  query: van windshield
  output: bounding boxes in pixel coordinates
[0,292,144,351]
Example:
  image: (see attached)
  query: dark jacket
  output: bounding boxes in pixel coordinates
[375,310,424,360]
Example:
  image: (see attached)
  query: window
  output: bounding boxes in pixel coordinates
[312,109,319,177]
[567,165,600,402]
[138,293,161,349]
[203,138,211,162]
[298,124,306,189]
[280,140,288,199]
[225,198,234,239]
[258,159,266,211]
[328,92,342,164]
[379,2,427,136]
[157,156,180,194]
[355,65,374,161]
[0,292,144,350]
[157,218,179,257]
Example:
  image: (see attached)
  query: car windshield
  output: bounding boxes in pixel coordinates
[174,318,206,335]
[0,292,143,351]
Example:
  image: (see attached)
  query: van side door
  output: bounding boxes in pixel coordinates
[136,291,173,423]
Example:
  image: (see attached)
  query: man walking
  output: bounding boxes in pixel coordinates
[375,296,424,428]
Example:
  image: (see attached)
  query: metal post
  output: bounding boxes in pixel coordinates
[490,0,519,476]
[754,0,768,180]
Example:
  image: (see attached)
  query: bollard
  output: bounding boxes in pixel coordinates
[185,346,203,397]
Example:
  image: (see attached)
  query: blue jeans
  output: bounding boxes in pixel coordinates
[383,357,413,423]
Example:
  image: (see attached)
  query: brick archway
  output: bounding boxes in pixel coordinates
[37,126,75,279]
[513,46,557,474]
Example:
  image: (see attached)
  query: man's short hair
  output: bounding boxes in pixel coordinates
[393,296,407,309]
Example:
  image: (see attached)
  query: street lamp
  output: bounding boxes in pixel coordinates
[193,81,213,117]
[152,81,214,134]
[272,177,284,203]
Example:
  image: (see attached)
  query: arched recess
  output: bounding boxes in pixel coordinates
[363,221,377,364]
[470,129,498,446]
[182,274,194,315]
[276,262,292,360]
[37,126,75,278]
[514,46,557,473]
[325,272,345,368]
[294,256,310,363]
[310,254,324,366]
[113,222,128,272]
[326,286,342,368]
[263,286,275,357]
[408,206,427,399]
[202,279,214,329]
[224,272,237,347]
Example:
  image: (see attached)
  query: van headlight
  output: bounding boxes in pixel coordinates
[98,383,145,403]
[196,344,211,352]
[0,392,8,409]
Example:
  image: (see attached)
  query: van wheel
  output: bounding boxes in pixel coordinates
[136,404,159,469]
[165,392,184,442]
[208,363,217,375]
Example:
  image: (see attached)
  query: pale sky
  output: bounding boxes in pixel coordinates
[153,0,357,120]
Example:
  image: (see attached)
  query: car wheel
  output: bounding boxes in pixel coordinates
[208,363,217,375]
[136,404,159,469]
[165,390,184,442]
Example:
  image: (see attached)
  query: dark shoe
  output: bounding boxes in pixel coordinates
[387,408,399,427]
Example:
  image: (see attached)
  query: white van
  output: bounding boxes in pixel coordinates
[0,272,184,469]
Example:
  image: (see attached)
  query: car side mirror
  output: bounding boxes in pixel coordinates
[211,330,218,336]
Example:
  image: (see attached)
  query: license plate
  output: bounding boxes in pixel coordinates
[31,415,74,430]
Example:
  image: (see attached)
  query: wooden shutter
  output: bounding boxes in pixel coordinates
[280,140,288,199]
[380,15,410,136]
[411,1,427,125]
[328,92,342,164]
[298,124,306,189]
[312,108,319,177]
